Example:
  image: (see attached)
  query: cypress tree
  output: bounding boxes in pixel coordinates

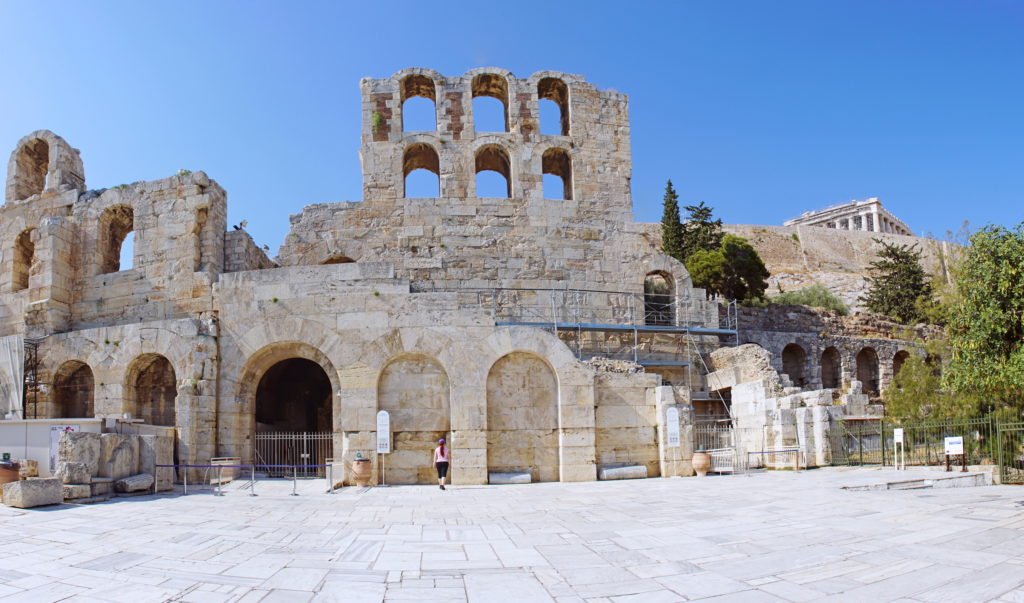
[660,180,684,262]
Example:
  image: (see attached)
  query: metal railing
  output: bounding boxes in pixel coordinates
[255,432,333,477]
[834,417,1001,469]
[157,462,342,497]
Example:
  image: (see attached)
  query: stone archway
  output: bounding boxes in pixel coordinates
[53,361,94,418]
[125,354,177,426]
[377,354,450,484]
[781,343,807,387]
[856,347,880,396]
[255,358,332,433]
[486,352,559,483]
[821,347,841,389]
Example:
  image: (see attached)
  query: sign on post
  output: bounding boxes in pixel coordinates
[893,428,904,444]
[944,436,963,456]
[666,407,680,448]
[376,410,391,454]
[893,428,905,470]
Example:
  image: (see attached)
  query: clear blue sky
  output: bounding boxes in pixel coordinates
[2,1,1021,252]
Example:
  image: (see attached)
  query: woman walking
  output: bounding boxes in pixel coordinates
[434,438,449,490]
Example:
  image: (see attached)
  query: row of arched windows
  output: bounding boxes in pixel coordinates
[403,143,573,200]
[11,205,135,291]
[780,343,916,396]
[49,354,177,425]
[398,74,570,136]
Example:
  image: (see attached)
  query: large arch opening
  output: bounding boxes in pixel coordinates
[255,358,333,433]
[782,343,807,388]
[14,138,48,200]
[13,228,36,291]
[403,143,440,198]
[486,352,559,483]
[821,346,841,389]
[126,354,178,426]
[856,347,880,396]
[644,272,674,326]
[99,204,134,273]
[52,361,94,419]
[475,144,511,198]
[378,354,450,484]
[400,74,437,132]
[537,77,569,136]
[542,147,572,200]
[471,73,509,133]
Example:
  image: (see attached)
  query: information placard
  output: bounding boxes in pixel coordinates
[944,436,963,456]
[893,428,904,444]
[666,407,680,448]
[376,410,391,454]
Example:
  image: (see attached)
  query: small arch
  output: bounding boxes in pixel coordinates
[781,343,807,387]
[402,142,440,198]
[644,272,674,326]
[856,347,880,396]
[99,204,134,273]
[893,350,911,378]
[471,73,509,133]
[12,228,36,291]
[126,354,177,426]
[52,361,94,419]
[400,74,437,132]
[821,346,841,389]
[475,144,511,198]
[14,138,48,200]
[486,351,559,483]
[537,77,569,136]
[542,148,572,200]
[322,255,355,265]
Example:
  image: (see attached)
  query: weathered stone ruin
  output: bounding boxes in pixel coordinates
[0,68,931,496]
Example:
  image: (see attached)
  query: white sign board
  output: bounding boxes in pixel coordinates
[376,410,390,454]
[944,436,964,456]
[666,407,680,448]
[49,425,79,471]
[893,428,904,444]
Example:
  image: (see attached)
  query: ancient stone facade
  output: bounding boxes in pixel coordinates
[0,70,709,485]
[784,197,912,236]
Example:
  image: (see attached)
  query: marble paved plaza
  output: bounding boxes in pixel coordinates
[1,468,1023,602]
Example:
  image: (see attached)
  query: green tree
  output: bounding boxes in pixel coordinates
[659,180,685,262]
[944,223,1024,418]
[860,240,932,324]
[680,200,723,261]
[687,234,770,302]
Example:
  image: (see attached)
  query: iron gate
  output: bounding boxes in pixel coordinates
[254,432,333,477]
[998,422,1024,484]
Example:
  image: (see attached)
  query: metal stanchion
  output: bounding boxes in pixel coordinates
[249,464,257,496]
[327,461,334,494]
[291,465,298,496]
[183,465,188,495]
[215,465,223,496]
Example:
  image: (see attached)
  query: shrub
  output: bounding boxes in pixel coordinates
[771,284,849,315]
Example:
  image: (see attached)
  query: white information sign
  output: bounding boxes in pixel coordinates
[376,410,391,454]
[666,407,680,448]
[944,436,964,456]
[50,425,79,471]
[893,428,904,444]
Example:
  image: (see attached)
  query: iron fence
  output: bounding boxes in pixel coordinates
[255,432,334,477]
[997,422,1024,484]
[834,417,1007,471]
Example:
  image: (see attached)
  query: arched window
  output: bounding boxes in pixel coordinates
[782,343,807,387]
[856,347,880,396]
[99,205,134,273]
[127,354,177,427]
[821,346,841,389]
[893,350,911,379]
[13,138,48,200]
[537,77,569,136]
[471,73,509,133]
[323,255,355,265]
[644,272,674,326]
[402,143,440,198]
[542,148,572,200]
[400,74,437,132]
[475,145,511,198]
[53,361,94,419]
[12,228,35,291]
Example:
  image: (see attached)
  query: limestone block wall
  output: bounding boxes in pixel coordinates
[224,229,276,272]
[594,372,662,477]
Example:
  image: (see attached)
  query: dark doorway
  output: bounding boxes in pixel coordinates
[54,362,94,418]
[131,354,177,426]
[255,358,332,432]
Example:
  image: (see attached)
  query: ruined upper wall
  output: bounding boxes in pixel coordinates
[5,130,85,204]
[359,68,632,219]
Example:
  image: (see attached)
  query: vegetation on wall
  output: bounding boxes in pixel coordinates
[770,284,849,315]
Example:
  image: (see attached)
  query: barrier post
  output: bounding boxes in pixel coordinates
[183,465,188,495]
[215,465,223,496]
[249,464,257,497]
[291,465,298,496]
[327,462,334,494]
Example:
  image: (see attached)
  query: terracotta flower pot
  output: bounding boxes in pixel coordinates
[351,458,372,487]
[692,452,711,477]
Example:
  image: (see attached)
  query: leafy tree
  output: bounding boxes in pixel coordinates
[772,284,849,315]
[860,240,932,324]
[687,234,769,302]
[659,180,685,262]
[680,200,723,261]
[944,223,1024,418]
